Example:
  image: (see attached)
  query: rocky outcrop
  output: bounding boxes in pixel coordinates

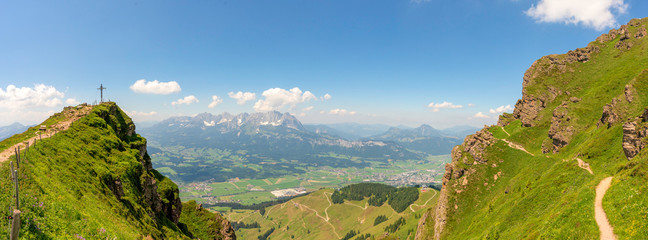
[414,210,431,240]
[460,128,495,164]
[565,45,600,63]
[497,113,514,127]
[109,178,125,199]
[636,27,647,39]
[142,176,163,217]
[599,99,621,128]
[219,219,237,240]
[514,19,648,128]
[625,84,635,103]
[158,178,183,224]
[622,110,648,160]
[428,128,494,239]
[546,101,574,153]
[513,97,545,127]
[189,202,237,240]
[432,185,448,240]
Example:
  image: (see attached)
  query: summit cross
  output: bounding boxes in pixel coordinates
[97,84,106,103]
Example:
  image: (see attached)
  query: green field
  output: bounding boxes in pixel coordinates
[173,157,449,206]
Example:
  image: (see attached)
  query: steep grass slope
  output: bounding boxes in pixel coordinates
[417,18,648,239]
[0,102,234,239]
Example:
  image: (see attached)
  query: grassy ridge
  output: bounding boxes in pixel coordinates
[427,18,648,239]
[0,103,231,239]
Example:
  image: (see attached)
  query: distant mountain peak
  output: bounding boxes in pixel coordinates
[153,111,304,131]
[7,122,24,127]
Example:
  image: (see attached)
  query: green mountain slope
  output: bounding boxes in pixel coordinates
[226,184,438,240]
[417,18,648,239]
[0,102,235,239]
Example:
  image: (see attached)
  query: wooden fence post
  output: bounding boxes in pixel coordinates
[7,163,19,239]
[9,209,20,240]
[13,170,19,210]
[15,147,19,169]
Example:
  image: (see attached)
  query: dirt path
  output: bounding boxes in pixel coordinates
[501,139,534,156]
[409,191,438,212]
[274,178,284,184]
[344,202,368,210]
[228,182,240,190]
[576,158,593,175]
[500,126,511,136]
[263,179,273,185]
[323,192,333,220]
[595,177,617,240]
[290,192,341,239]
[0,105,92,163]
[230,210,256,222]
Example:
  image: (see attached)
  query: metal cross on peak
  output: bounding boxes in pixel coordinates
[97,84,106,103]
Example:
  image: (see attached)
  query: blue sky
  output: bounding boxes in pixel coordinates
[0,0,645,128]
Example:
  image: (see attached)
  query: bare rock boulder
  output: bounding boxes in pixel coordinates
[513,97,544,127]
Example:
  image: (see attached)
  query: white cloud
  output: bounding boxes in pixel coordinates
[319,110,326,114]
[303,106,314,111]
[208,95,223,108]
[328,109,357,116]
[127,111,158,117]
[130,79,181,94]
[125,110,159,123]
[253,87,317,112]
[427,101,463,112]
[228,91,256,105]
[0,109,56,126]
[323,93,332,101]
[65,98,80,105]
[525,0,628,31]
[473,112,490,119]
[0,84,64,109]
[489,105,514,114]
[299,113,306,117]
[172,95,199,106]
[468,103,475,107]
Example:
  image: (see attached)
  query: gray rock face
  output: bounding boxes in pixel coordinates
[164,187,183,225]
[110,179,124,199]
[636,27,647,39]
[513,97,545,127]
[142,176,163,218]
[625,84,635,103]
[219,219,237,240]
[622,118,648,160]
[547,102,575,153]
[431,128,494,240]
[463,129,495,164]
[599,99,620,128]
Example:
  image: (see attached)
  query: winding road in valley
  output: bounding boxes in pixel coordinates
[410,191,438,212]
